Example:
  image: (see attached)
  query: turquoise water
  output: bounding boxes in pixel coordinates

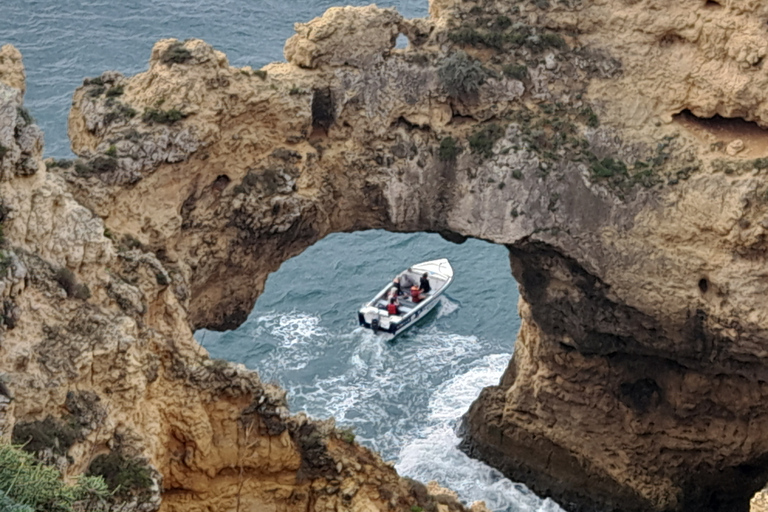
[199,231,561,511]
[1,0,425,158]
[3,2,564,510]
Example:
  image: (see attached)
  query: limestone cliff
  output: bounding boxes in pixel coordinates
[4,0,768,511]
[0,41,471,512]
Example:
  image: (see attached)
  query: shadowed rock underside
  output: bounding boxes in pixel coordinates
[3,0,768,511]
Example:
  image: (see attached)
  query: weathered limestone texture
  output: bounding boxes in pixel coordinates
[5,0,768,510]
[0,43,469,512]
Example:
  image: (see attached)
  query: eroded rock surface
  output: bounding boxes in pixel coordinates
[4,0,768,511]
[0,39,469,512]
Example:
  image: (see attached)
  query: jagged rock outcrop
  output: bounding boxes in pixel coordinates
[0,44,471,512]
[5,0,768,511]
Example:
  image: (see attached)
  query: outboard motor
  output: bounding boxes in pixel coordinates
[371,317,380,333]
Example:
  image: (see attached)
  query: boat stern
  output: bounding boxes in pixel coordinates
[359,306,399,334]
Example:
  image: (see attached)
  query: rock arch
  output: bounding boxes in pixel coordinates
[25,1,768,510]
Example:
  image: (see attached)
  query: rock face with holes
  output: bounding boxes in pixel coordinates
[5,0,768,511]
[0,41,472,512]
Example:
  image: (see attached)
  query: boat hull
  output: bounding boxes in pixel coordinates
[357,258,453,337]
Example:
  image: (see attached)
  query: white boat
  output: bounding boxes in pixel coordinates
[358,258,454,337]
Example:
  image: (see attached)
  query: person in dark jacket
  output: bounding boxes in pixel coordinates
[420,272,431,294]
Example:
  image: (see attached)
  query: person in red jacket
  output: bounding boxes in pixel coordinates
[387,297,399,315]
[410,284,424,303]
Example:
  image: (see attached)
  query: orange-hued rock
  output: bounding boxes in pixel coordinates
[0,31,468,512]
[5,0,768,511]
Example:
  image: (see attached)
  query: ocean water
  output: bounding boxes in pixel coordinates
[3,2,563,510]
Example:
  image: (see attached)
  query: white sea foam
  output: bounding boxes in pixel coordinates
[256,312,325,347]
[396,354,565,512]
[218,308,560,511]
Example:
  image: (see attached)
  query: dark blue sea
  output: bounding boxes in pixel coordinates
[1,1,562,510]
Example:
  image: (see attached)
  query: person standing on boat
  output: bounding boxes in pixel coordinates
[420,272,431,295]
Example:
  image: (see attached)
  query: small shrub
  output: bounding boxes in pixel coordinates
[469,123,505,159]
[438,51,489,99]
[580,106,599,128]
[289,86,303,95]
[160,42,193,65]
[103,228,113,240]
[753,157,768,170]
[512,169,523,180]
[104,103,138,125]
[0,144,7,160]
[11,416,81,456]
[0,443,109,512]
[534,0,550,8]
[75,156,118,176]
[253,69,267,80]
[537,32,567,50]
[337,427,355,444]
[438,137,460,162]
[16,108,34,127]
[411,507,424,512]
[105,145,117,157]
[87,452,152,500]
[493,15,512,31]
[591,157,627,178]
[142,108,186,125]
[121,235,143,251]
[502,64,528,80]
[155,272,169,286]
[87,86,106,98]
[105,85,124,98]
[84,77,104,87]
[46,159,74,170]
[448,27,484,46]
[448,27,504,50]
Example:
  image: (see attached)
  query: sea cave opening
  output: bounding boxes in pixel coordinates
[673,109,768,158]
[194,230,538,509]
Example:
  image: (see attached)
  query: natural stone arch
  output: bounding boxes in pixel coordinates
[55,1,768,511]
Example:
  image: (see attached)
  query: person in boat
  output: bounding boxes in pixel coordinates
[387,297,399,315]
[410,284,424,303]
[392,277,402,296]
[399,271,414,292]
[420,272,431,295]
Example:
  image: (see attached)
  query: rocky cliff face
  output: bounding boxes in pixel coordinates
[0,34,472,512]
[4,0,768,511]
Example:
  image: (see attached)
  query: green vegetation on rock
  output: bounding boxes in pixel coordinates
[503,64,528,80]
[142,107,186,125]
[11,417,82,457]
[0,442,109,512]
[105,85,124,98]
[87,452,153,500]
[438,51,489,99]
[75,155,118,176]
[469,123,505,159]
[160,41,193,65]
[438,136,461,162]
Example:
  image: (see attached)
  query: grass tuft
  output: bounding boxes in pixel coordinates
[160,42,193,65]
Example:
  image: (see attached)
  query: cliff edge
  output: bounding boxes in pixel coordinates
[4,0,768,511]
